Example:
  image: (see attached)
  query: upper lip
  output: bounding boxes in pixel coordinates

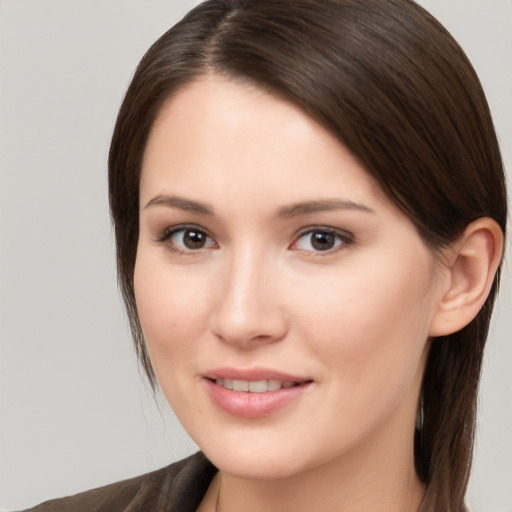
[203,367,311,383]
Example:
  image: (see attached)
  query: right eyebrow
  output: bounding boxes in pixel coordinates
[142,195,214,215]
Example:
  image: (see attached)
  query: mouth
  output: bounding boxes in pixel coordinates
[203,370,313,418]
[211,378,305,393]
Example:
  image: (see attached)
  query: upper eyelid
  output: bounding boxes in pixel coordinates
[155,223,212,239]
[294,225,354,240]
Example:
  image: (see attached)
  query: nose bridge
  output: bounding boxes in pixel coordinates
[212,243,286,346]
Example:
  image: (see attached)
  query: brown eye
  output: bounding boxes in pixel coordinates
[182,229,207,249]
[292,228,352,253]
[310,231,336,251]
[158,226,217,253]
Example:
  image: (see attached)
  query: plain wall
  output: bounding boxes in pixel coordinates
[0,1,510,510]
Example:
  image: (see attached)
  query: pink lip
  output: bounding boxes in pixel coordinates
[204,367,309,382]
[203,367,312,419]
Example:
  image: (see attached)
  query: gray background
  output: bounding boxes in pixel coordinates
[0,1,510,510]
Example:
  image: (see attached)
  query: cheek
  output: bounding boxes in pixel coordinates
[134,257,215,423]
[295,268,434,444]
[293,255,437,391]
[133,251,211,371]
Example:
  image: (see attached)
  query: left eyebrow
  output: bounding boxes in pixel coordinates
[278,199,374,218]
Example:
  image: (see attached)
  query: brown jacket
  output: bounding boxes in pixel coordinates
[20,452,217,512]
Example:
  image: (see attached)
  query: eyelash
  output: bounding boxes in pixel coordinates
[291,227,354,255]
[153,224,217,254]
[153,225,354,255]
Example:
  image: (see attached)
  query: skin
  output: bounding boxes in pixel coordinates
[134,76,452,511]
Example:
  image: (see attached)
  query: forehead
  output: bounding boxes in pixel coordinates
[144,75,338,173]
[140,75,389,210]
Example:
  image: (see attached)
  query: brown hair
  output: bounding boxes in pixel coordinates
[108,1,507,510]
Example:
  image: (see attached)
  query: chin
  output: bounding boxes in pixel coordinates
[203,444,309,481]
[190,420,343,482]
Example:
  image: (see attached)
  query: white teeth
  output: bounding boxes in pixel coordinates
[248,380,268,393]
[267,379,282,391]
[233,379,249,392]
[214,378,300,392]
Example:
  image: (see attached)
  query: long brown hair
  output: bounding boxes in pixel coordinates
[108,1,507,509]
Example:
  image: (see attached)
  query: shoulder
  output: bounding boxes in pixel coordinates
[19,452,217,512]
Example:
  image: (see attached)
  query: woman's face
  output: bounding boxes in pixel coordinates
[135,76,447,479]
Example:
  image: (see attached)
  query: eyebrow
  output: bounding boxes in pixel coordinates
[143,195,214,215]
[278,199,374,218]
[143,195,374,218]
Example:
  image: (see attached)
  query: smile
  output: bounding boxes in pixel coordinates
[214,378,301,393]
[204,372,312,418]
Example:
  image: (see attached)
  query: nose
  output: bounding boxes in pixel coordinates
[210,249,288,348]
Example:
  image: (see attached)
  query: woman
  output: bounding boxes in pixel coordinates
[24,0,507,511]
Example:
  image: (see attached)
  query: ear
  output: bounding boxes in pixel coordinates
[429,217,504,337]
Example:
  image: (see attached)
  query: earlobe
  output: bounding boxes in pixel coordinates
[429,218,504,337]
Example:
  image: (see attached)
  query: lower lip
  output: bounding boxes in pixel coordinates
[204,379,311,419]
